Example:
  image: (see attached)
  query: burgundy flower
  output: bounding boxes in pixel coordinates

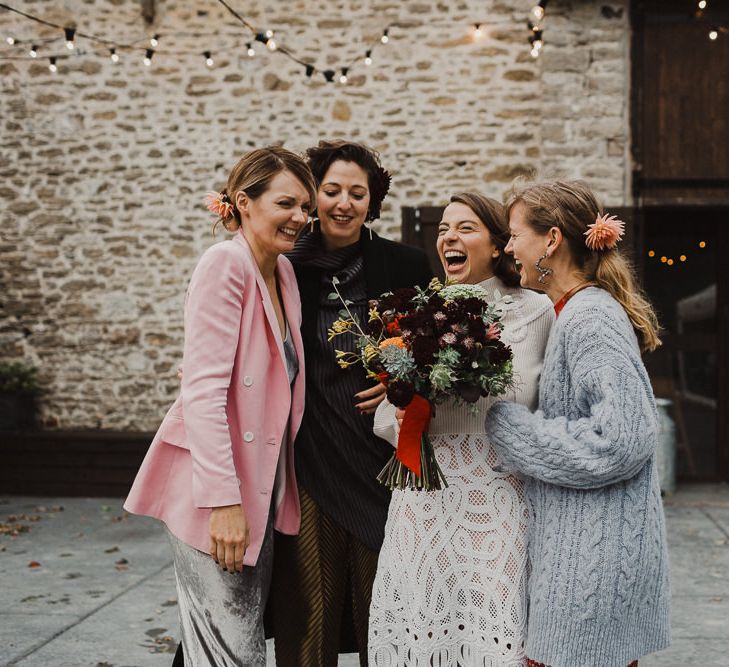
[489,340,512,364]
[386,379,415,408]
[367,319,384,337]
[460,296,487,316]
[411,335,439,365]
[455,382,481,403]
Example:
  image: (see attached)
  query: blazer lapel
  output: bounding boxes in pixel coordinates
[234,232,286,361]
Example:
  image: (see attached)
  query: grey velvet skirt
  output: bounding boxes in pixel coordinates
[167,514,273,667]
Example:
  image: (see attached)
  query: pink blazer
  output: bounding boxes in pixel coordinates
[124,230,305,566]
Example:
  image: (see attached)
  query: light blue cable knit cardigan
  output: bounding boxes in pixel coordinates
[485,287,671,667]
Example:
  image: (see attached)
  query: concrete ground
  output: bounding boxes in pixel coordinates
[1,485,727,667]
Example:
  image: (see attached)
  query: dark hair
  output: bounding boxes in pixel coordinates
[213,145,317,235]
[305,140,391,221]
[449,192,521,288]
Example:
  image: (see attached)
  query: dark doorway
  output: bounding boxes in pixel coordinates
[641,207,728,481]
[632,0,729,481]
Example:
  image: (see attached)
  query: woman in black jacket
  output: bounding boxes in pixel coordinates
[273,140,432,666]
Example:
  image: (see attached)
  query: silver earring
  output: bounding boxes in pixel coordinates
[535,252,553,284]
[365,220,373,241]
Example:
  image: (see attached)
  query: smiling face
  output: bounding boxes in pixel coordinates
[316,160,370,250]
[236,169,311,261]
[505,201,550,290]
[436,202,499,285]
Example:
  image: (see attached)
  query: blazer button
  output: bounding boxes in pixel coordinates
[244,431,254,442]
[243,376,253,387]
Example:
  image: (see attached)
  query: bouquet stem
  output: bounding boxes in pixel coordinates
[377,433,448,491]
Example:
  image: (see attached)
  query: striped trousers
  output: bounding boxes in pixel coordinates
[272,485,379,667]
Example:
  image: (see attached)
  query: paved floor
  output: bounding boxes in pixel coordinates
[1,484,728,666]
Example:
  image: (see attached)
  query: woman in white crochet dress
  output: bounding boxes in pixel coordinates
[369,192,554,667]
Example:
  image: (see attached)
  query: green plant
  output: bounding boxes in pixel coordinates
[0,362,41,395]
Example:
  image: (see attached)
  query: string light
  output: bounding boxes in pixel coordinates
[0,2,392,86]
[29,44,38,58]
[526,7,547,58]
[698,0,707,8]
[204,50,214,67]
[709,28,719,40]
[530,1,548,21]
[64,26,75,50]
[339,66,348,84]
[472,23,483,39]
[48,56,57,72]
[647,240,708,267]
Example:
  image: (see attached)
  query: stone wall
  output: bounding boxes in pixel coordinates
[0,0,631,430]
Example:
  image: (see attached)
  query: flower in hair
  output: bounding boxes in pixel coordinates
[204,191,234,220]
[584,213,625,251]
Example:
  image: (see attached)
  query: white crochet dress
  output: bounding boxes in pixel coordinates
[369,277,554,667]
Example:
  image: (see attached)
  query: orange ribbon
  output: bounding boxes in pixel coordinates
[396,394,432,477]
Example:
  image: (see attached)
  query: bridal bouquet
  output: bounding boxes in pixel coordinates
[328,277,514,491]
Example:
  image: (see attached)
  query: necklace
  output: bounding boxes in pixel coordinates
[553,281,598,317]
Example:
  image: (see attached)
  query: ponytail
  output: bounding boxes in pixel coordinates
[594,251,661,352]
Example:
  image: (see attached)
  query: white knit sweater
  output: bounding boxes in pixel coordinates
[374,276,554,442]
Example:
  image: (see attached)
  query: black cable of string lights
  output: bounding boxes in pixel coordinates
[526,0,547,58]
[0,0,392,83]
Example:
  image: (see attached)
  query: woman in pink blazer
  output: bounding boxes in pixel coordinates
[125,146,317,666]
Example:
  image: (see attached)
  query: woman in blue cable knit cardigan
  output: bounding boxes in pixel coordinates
[485,179,671,667]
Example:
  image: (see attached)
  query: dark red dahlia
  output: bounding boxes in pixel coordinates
[386,379,415,408]
[411,335,439,366]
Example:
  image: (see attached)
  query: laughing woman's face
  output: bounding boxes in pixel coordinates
[316,160,370,251]
[436,202,499,285]
[505,201,549,290]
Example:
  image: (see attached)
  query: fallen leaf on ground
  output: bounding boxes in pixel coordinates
[28,560,41,568]
[104,546,120,553]
[711,596,723,602]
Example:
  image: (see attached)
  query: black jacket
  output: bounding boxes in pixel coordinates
[293,229,434,345]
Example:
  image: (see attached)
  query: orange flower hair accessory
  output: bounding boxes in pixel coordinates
[584,213,625,251]
[204,191,234,220]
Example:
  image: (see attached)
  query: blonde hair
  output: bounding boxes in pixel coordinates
[505,179,661,352]
[212,145,317,235]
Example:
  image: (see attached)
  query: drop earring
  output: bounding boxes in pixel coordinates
[365,217,373,241]
[535,252,553,284]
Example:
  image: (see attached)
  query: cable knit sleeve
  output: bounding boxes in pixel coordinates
[485,296,659,489]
